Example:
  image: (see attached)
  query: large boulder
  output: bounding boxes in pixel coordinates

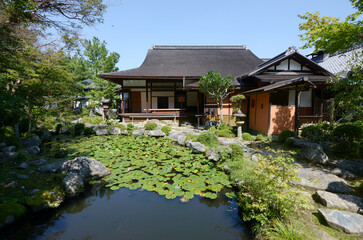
[21,134,40,147]
[335,160,363,176]
[132,130,144,137]
[177,134,187,146]
[318,208,363,234]
[189,141,206,154]
[109,127,121,135]
[300,142,329,164]
[93,126,108,136]
[148,130,165,137]
[294,165,352,193]
[218,137,243,147]
[104,109,118,119]
[316,190,363,213]
[63,173,84,197]
[60,157,110,179]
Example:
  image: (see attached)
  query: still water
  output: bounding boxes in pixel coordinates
[1,185,250,240]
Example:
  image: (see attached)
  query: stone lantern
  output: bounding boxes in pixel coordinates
[233,110,246,139]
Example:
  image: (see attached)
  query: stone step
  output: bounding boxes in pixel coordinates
[318,208,363,234]
[316,190,363,213]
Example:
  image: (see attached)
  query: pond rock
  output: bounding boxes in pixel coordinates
[148,130,165,137]
[29,159,47,166]
[17,162,29,169]
[294,165,352,193]
[22,146,40,155]
[61,157,110,179]
[132,130,144,137]
[38,160,65,173]
[2,146,16,153]
[94,127,108,136]
[206,147,220,162]
[63,173,84,197]
[300,142,329,164]
[121,130,128,135]
[330,168,356,178]
[109,127,121,135]
[318,208,363,234]
[316,190,363,213]
[189,141,206,154]
[21,134,40,147]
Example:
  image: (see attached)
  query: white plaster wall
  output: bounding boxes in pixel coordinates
[290,60,301,70]
[187,92,198,106]
[276,60,289,70]
[288,89,312,107]
[123,80,146,87]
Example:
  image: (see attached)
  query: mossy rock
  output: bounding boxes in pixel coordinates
[26,188,64,211]
[0,203,26,226]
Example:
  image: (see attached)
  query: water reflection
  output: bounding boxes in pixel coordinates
[1,185,250,240]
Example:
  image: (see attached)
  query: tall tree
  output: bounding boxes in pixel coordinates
[198,71,234,123]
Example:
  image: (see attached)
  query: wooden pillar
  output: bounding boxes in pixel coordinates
[121,80,125,114]
[150,81,153,110]
[146,80,149,113]
[294,85,301,134]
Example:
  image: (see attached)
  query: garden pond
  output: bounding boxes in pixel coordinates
[1,135,251,239]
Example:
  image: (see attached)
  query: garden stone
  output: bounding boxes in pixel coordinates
[177,134,187,146]
[120,130,128,135]
[23,146,40,154]
[218,137,243,147]
[204,120,220,129]
[104,109,118,119]
[288,137,306,147]
[84,123,96,128]
[318,208,363,234]
[38,161,65,173]
[41,131,52,141]
[2,146,16,152]
[148,130,165,137]
[251,154,260,163]
[0,142,6,148]
[17,162,29,169]
[29,159,47,166]
[185,140,192,148]
[94,127,108,136]
[63,173,84,197]
[21,134,40,147]
[330,168,356,178]
[16,174,28,180]
[223,165,231,172]
[7,181,16,188]
[335,160,363,176]
[320,141,333,151]
[243,148,255,155]
[294,165,352,193]
[132,130,144,137]
[28,170,34,175]
[0,152,17,160]
[300,142,329,164]
[60,157,110,179]
[109,127,121,135]
[316,190,363,213]
[167,131,181,141]
[27,189,64,211]
[189,141,206,153]
[206,148,220,162]
[31,189,40,194]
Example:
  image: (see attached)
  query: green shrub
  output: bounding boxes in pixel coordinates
[264,219,311,240]
[115,124,127,131]
[55,124,63,135]
[16,151,31,162]
[242,132,252,141]
[144,122,157,130]
[229,144,244,160]
[301,125,324,143]
[185,133,197,141]
[255,134,267,141]
[90,116,103,125]
[0,126,18,146]
[197,132,219,148]
[127,123,137,133]
[332,122,363,157]
[83,127,94,135]
[161,126,171,135]
[209,123,235,137]
[278,130,296,144]
[74,123,85,135]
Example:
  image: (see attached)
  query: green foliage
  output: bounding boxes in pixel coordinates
[230,94,246,112]
[65,135,230,200]
[242,132,252,141]
[231,150,305,227]
[199,71,234,122]
[74,123,85,135]
[144,122,157,130]
[332,121,363,157]
[115,124,127,131]
[0,126,19,146]
[83,127,94,135]
[255,134,268,142]
[127,123,137,133]
[209,122,235,137]
[301,125,325,143]
[229,144,244,160]
[0,203,26,224]
[264,219,312,240]
[161,126,171,135]
[55,124,63,135]
[278,130,296,144]
[298,1,363,53]
[16,151,31,162]
[197,132,219,148]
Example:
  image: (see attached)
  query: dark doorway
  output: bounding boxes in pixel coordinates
[131,92,141,113]
[175,91,186,109]
[157,97,169,109]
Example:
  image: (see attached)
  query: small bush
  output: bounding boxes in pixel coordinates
[332,121,363,157]
[127,123,137,133]
[55,124,63,135]
[74,123,85,135]
[144,122,157,130]
[0,126,18,146]
[161,126,171,135]
[242,132,252,141]
[197,132,219,148]
[16,151,31,162]
[83,127,94,135]
[301,125,324,143]
[115,124,127,131]
[230,144,244,160]
[255,134,267,141]
[278,130,296,144]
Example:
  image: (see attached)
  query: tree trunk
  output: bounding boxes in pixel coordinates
[219,99,224,123]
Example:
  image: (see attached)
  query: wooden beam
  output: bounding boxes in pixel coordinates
[294,84,301,134]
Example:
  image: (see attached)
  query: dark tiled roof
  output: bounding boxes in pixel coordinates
[99,45,263,84]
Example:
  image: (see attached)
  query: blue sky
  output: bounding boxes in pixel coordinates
[82,0,355,71]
